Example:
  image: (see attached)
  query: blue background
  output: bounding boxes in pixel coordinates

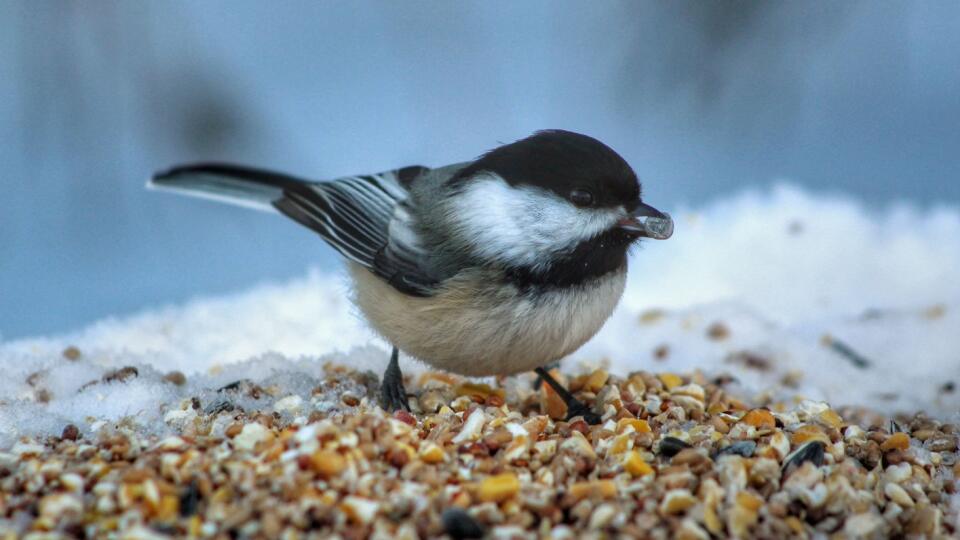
[2,1,959,339]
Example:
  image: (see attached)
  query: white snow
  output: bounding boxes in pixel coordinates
[2,184,958,446]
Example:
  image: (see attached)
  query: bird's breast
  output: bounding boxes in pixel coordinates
[349,263,627,376]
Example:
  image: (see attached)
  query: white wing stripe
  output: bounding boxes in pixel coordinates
[371,172,408,199]
[324,183,392,226]
[312,187,386,245]
[286,191,378,259]
[310,181,393,224]
[339,178,395,213]
[355,174,403,204]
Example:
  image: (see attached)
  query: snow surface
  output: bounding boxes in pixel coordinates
[2,185,958,447]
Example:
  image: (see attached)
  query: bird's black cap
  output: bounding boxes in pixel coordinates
[454,129,641,210]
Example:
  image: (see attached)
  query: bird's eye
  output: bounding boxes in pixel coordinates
[569,189,594,207]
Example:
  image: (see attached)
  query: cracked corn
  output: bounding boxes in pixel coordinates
[1,366,958,538]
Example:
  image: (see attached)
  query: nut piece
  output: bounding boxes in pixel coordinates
[884,483,914,507]
[588,503,618,530]
[341,496,380,524]
[561,431,597,459]
[453,410,488,444]
[233,423,273,451]
[764,431,791,461]
[672,383,706,402]
[843,513,883,537]
[478,473,520,503]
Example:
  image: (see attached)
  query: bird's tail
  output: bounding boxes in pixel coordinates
[148,163,313,212]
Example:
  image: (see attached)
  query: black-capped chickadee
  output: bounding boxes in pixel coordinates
[150,130,673,423]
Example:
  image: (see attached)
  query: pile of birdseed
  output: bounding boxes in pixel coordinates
[1,366,957,539]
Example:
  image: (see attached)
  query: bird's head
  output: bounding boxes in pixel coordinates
[445,130,672,283]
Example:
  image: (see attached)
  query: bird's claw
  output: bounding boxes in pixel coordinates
[565,401,601,425]
[379,377,410,412]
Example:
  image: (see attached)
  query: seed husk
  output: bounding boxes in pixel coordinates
[442,508,485,539]
[783,441,825,471]
[658,437,692,457]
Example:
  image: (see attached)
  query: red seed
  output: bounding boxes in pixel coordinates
[393,410,417,426]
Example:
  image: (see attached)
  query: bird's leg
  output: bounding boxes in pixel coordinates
[531,361,561,390]
[533,366,601,425]
[379,347,411,412]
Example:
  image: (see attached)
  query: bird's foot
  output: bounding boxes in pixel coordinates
[534,366,602,425]
[379,347,411,412]
[565,400,602,425]
[531,361,560,390]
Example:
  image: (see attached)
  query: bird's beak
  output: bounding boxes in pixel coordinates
[618,202,674,240]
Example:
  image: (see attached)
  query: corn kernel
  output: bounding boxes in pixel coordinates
[584,369,609,393]
[704,504,723,535]
[658,373,683,390]
[818,409,844,429]
[456,382,505,400]
[311,450,346,478]
[419,442,445,464]
[157,495,179,522]
[791,425,830,446]
[785,517,805,534]
[660,489,697,514]
[736,491,763,512]
[623,451,654,477]
[881,432,910,452]
[741,409,776,429]
[609,434,631,455]
[478,473,520,503]
[569,480,617,500]
[617,418,651,434]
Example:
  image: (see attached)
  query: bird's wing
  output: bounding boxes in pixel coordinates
[150,163,438,296]
[274,168,439,295]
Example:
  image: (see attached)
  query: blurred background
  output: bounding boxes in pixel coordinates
[1,1,959,340]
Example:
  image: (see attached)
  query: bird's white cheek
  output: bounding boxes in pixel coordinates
[448,175,620,268]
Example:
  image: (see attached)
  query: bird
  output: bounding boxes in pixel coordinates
[149,129,673,424]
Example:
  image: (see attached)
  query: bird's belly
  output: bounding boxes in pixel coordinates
[349,264,626,376]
